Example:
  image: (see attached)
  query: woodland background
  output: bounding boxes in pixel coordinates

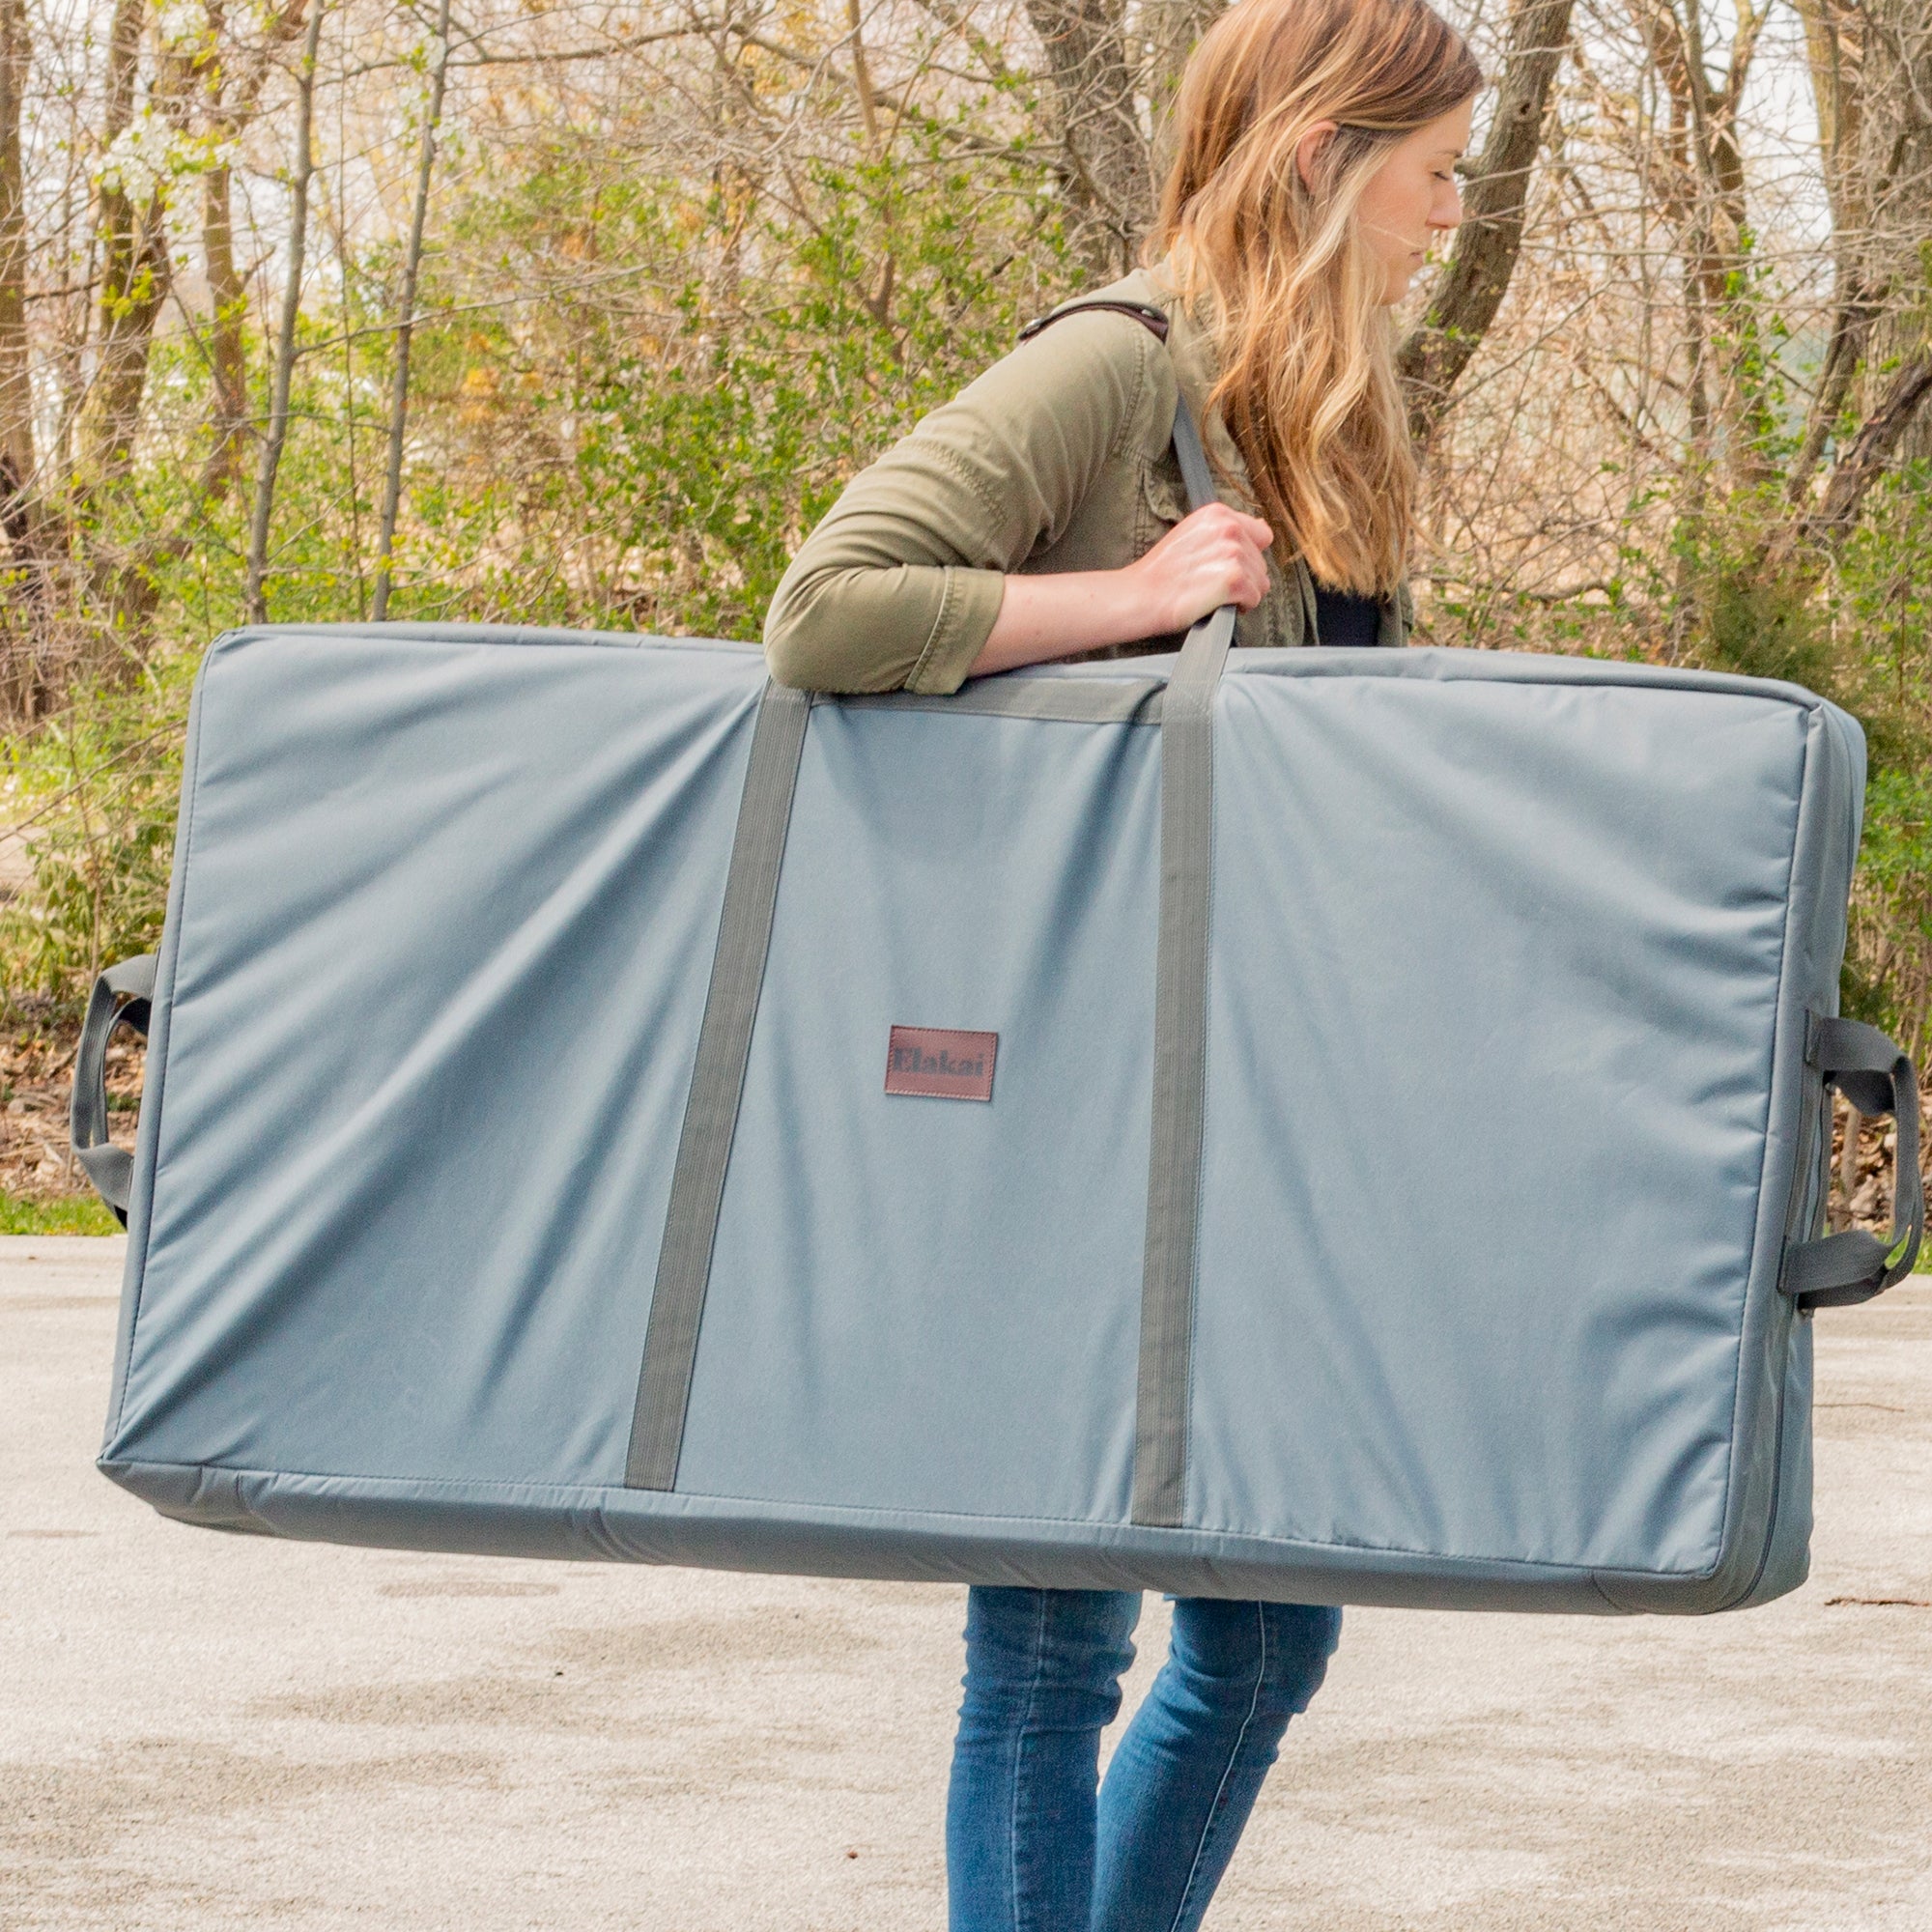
[0,0,1927,1204]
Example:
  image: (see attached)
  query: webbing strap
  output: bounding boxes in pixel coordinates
[836,678,1164,725]
[1780,1012,1923,1311]
[1169,393,1217,511]
[71,952,157,1226]
[1808,1015,1908,1119]
[626,681,811,1489]
[1781,1229,1896,1308]
[1132,396,1234,1527]
[626,389,1234,1510]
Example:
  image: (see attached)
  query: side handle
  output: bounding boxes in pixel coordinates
[1781,1014,1923,1311]
[69,953,157,1227]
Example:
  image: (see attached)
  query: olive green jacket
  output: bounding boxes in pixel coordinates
[762,267,1409,694]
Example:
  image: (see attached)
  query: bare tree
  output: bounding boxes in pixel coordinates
[74,0,168,491]
[1790,356,1932,553]
[1143,0,1223,170]
[373,0,455,622]
[195,1,309,494]
[1763,0,1932,565]
[1025,0,1153,272]
[76,0,307,500]
[1845,0,1932,465]
[248,0,327,622]
[0,0,31,546]
[1398,0,1577,441]
[1787,0,1869,497]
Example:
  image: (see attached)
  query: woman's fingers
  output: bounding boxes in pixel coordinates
[1131,503,1276,628]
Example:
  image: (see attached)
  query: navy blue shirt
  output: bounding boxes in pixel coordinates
[1313,583,1382,648]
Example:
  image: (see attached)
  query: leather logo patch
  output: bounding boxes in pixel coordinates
[885,1026,997,1102]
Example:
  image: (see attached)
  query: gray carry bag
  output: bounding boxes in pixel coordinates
[83,413,1921,1611]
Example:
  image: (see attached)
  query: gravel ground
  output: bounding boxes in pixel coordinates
[5,1236,1931,1931]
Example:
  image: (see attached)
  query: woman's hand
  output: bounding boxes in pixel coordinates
[968,505,1275,679]
[1123,504,1276,636]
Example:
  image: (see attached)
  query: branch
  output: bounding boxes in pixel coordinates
[1716,0,1771,119]
[325,23,735,81]
[845,0,880,145]
[371,0,452,620]
[1396,0,1577,441]
[910,0,1014,84]
[1023,0,1152,270]
[247,0,324,621]
[1800,355,1932,550]
[1785,287,1878,500]
[1785,128,1912,500]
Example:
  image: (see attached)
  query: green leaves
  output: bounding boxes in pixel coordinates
[0,657,192,1013]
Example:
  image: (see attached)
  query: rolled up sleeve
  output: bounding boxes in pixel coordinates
[762,314,1159,694]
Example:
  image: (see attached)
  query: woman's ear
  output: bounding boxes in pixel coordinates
[1294,119,1339,192]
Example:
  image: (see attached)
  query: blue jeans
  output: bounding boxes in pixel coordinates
[946,1588,1342,1932]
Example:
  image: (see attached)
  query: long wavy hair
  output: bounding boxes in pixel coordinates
[1154,0,1481,595]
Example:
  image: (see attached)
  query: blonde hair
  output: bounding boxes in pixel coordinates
[1154,0,1480,595]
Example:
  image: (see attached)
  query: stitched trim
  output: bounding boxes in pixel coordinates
[1165,1603,1268,1932]
[904,565,963,693]
[213,622,762,656]
[1007,1591,1047,1932]
[1110,324,1158,466]
[921,438,1009,534]
[1133,463,1161,557]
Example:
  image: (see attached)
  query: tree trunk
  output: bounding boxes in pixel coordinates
[1793,0,1864,239]
[1774,0,1932,554]
[248,0,325,620]
[1618,0,1770,513]
[75,0,165,491]
[1024,0,1151,276]
[1854,0,1932,466]
[1690,0,1774,494]
[372,0,453,620]
[1397,0,1577,442]
[200,163,250,493]
[0,0,30,536]
[75,195,170,489]
[1781,355,1932,560]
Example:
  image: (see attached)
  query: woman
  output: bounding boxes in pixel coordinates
[764,1,1481,1924]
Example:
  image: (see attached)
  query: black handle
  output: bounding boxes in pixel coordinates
[70,953,156,1227]
[1781,1014,1923,1311]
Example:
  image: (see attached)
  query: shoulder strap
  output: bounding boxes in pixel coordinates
[1017,296,1208,513]
[1017,298,1170,345]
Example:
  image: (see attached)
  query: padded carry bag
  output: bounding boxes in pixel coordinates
[82,408,1922,1613]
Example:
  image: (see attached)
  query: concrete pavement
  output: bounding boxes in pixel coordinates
[5,1235,1931,1930]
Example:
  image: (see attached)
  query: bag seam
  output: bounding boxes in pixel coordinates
[1709,708,1817,1608]
[103,1457,1721,1579]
